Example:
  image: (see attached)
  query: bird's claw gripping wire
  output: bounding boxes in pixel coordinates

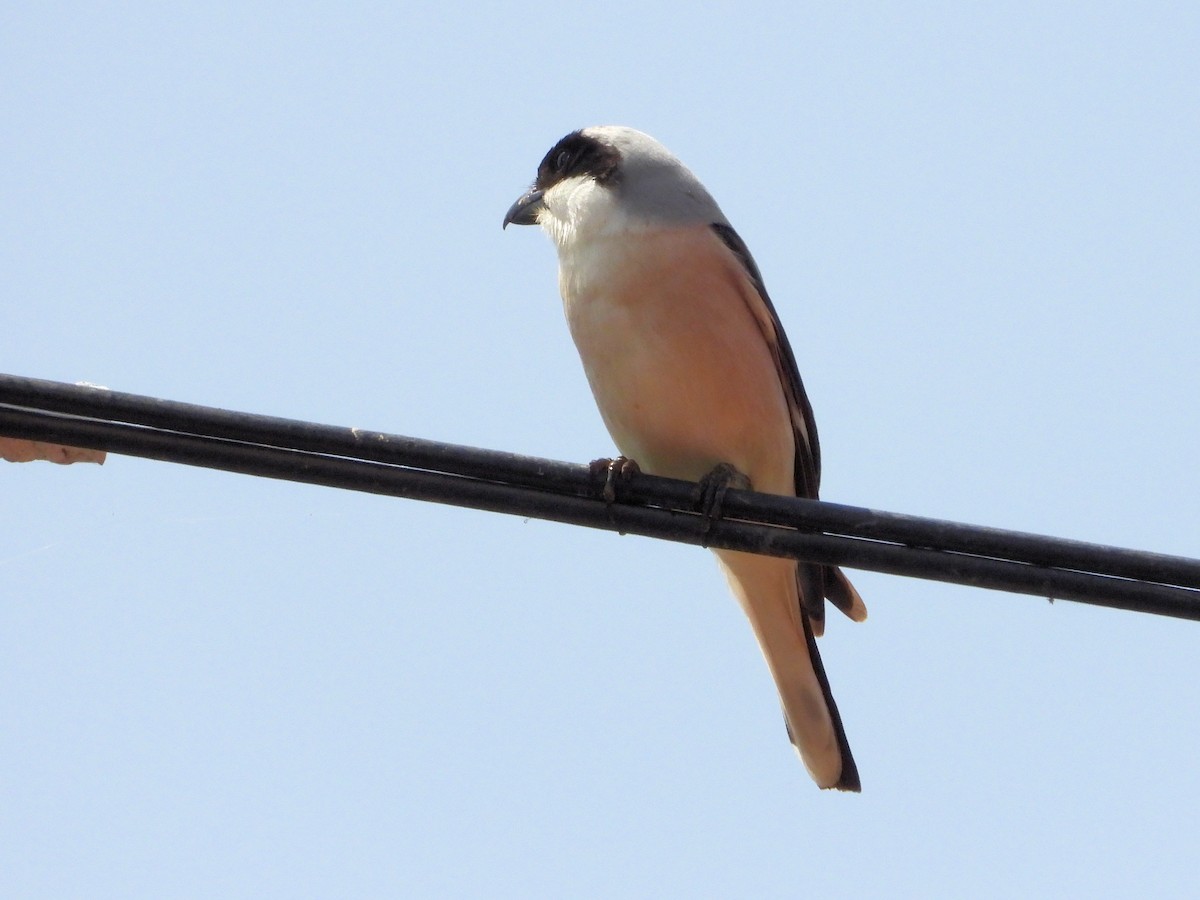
[693,462,752,547]
[589,455,642,512]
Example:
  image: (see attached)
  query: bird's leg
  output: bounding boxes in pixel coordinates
[588,455,642,506]
[693,462,753,547]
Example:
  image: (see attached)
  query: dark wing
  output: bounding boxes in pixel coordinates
[710,223,821,500]
[710,224,864,634]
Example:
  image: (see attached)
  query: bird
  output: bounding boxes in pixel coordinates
[503,126,867,791]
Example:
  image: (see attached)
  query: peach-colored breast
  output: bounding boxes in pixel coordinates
[560,224,796,497]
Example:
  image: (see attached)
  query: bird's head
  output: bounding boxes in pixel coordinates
[503,126,726,248]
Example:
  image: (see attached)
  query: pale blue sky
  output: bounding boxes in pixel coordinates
[3,3,1199,897]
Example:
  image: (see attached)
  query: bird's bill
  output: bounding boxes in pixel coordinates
[502,189,545,228]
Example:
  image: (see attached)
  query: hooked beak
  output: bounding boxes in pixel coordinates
[502,188,545,229]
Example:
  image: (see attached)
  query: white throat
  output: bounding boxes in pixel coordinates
[536,176,653,254]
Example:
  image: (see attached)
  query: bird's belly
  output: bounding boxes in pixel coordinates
[561,231,795,494]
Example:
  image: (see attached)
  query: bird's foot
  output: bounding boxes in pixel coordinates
[693,462,752,547]
[589,455,641,506]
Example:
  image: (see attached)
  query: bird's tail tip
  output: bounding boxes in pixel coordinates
[786,717,861,792]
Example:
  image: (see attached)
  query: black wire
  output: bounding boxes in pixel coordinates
[5,374,1199,586]
[2,372,1198,621]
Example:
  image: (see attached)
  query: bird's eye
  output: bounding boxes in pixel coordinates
[555,150,571,171]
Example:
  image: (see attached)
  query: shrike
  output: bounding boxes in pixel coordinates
[504,126,867,791]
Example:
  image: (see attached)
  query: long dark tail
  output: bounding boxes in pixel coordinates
[797,607,860,792]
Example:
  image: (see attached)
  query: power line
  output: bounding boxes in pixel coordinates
[2,372,1198,620]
